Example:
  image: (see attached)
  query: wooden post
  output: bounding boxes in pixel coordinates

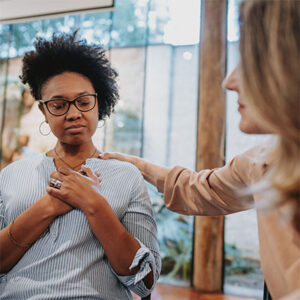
[193,0,227,292]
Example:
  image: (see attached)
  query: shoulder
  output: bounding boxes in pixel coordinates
[231,137,274,183]
[89,158,143,179]
[236,137,274,168]
[89,158,146,193]
[0,153,45,177]
[241,138,273,163]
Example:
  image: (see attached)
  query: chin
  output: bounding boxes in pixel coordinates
[61,135,89,145]
[239,122,265,134]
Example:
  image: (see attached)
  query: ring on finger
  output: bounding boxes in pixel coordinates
[49,178,62,190]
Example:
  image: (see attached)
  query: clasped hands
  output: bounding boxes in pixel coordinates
[46,166,102,215]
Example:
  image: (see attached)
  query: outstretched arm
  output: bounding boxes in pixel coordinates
[99,152,170,192]
[100,149,257,216]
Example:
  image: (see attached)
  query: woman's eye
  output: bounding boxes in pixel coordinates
[54,104,62,108]
[51,101,66,109]
[53,104,64,109]
[78,101,90,106]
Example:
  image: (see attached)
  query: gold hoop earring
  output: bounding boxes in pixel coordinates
[39,121,51,136]
[98,120,105,129]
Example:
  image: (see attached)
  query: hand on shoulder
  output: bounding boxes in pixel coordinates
[99,152,138,166]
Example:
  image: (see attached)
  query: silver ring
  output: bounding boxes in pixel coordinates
[50,179,62,190]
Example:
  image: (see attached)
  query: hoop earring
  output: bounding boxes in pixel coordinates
[39,121,51,136]
[98,120,106,129]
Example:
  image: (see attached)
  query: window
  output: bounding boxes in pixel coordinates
[0,0,266,294]
[224,0,266,297]
[0,0,113,23]
[0,0,200,287]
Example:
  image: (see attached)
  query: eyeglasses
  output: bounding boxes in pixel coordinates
[39,93,97,116]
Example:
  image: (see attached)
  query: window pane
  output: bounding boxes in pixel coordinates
[0,0,199,287]
[142,44,198,286]
[224,0,266,298]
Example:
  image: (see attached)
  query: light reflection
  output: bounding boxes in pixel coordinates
[117,121,125,128]
[163,0,200,45]
[227,0,240,42]
[183,51,192,60]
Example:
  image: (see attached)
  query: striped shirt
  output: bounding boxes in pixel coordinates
[0,153,161,299]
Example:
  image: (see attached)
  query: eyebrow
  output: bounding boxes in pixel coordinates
[49,91,93,100]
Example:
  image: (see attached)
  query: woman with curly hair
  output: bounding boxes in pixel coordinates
[101,0,300,299]
[0,32,160,299]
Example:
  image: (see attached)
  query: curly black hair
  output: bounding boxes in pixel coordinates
[20,31,119,120]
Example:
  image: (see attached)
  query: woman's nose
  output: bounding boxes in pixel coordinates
[222,67,239,92]
[66,103,82,120]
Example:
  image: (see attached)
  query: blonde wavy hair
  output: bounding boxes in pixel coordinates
[239,0,300,232]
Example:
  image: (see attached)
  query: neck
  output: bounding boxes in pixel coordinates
[55,140,96,159]
[52,141,98,171]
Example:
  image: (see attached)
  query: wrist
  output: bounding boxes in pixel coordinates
[134,156,145,173]
[82,191,111,217]
[36,194,58,219]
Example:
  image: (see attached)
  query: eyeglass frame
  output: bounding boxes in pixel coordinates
[38,93,98,116]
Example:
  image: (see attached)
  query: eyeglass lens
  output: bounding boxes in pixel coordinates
[47,95,96,115]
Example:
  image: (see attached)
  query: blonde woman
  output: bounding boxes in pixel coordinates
[101,0,300,299]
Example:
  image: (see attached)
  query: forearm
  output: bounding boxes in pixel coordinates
[101,152,171,191]
[0,196,55,273]
[84,197,140,273]
[127,156,170,191]
[83,194,153,286]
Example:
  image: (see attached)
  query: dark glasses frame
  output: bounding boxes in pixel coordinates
[39,93,97,116]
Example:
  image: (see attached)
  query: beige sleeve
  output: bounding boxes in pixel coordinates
[156,151,258,216]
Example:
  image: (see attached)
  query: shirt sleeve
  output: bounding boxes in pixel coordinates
[280,290,300,300]
[0,193,5,230]
[114,169,161,298]
[156,148,262,216]
[0,169,7,230]
[0,179,8,280]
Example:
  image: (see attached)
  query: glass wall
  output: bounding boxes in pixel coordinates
[224,0,267,298]
[0,0,200,287]
[0,0,268,294]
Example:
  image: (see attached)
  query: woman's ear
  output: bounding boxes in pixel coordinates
[38,103,44,113]
[38,103,48,122]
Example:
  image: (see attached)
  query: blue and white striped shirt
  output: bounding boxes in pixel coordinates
[0,154,161,299]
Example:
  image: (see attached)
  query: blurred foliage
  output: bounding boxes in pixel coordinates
[147,183,193,282]
[0,75,33,168]
[225,243,260,275]
[113,108,192,283]
[113,109,141,155]
[0,0,170,59]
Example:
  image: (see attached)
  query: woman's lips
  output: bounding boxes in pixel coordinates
[238,102,245,112]
[65,125,85,134]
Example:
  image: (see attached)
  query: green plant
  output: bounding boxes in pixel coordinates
[147,183,193,282]
[225,243,259,275]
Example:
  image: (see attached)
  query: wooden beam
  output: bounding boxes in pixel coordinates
[193,0,227,292]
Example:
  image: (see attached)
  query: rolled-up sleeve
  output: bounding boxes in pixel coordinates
[117,171,161,297]
[113,240,157,296]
